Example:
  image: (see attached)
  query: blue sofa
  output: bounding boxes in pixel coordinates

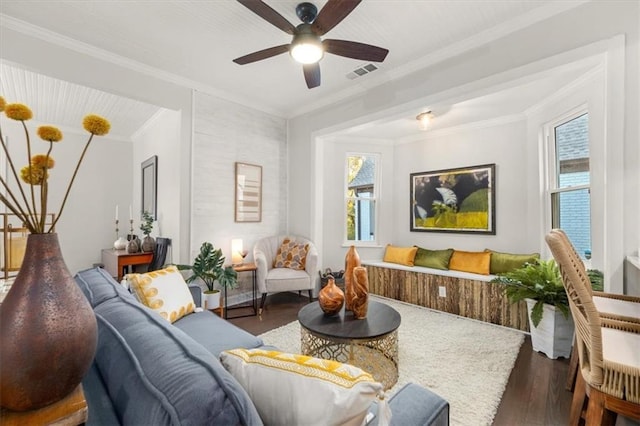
[74,267,449,425]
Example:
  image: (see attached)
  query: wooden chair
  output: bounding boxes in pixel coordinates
[546,231,640,425]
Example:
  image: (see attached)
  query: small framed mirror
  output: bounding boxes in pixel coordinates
[141,155,158,220]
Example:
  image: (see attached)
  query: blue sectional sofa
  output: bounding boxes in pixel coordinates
[74,267,449,425]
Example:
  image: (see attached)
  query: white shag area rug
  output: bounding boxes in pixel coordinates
[258,295,524,426]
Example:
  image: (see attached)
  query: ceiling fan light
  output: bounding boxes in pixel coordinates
[416,111,434,130]
[290,34,323,64]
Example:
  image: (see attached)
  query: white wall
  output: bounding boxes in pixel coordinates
[190,91,287,299]
[392,118,531,255]
[2,118,132,273]
[132,108,182,262]
[289,1,639,294]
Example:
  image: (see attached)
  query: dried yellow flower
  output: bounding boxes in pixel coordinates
[31,154,55,170]
[5,103,33,121]
[82,114,111,136]
[20,165,48,185]
[37,126,63,142]
[0,96,5,112]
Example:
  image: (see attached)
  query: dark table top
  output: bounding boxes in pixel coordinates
[298,300,401,340]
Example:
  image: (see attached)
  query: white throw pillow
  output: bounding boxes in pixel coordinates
[128,265,195,323]
[219,348,390,426]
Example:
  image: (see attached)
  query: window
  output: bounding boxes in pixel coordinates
[345,154,378,244]
[548,112,591,259]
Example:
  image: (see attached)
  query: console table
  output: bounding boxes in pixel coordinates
[298,300,401,390]
[101,249,153,281]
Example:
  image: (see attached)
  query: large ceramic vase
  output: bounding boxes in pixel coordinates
[318,277,344,316]
[351,266,369,319]
[344,245,361,311]
[141,235,156,253]
[0,233,98,411]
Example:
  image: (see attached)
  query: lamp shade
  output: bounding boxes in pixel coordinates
[231,239,243,265]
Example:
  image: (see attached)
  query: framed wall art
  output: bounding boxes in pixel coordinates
[141,155,158,220]
[410,163,495,234]
[235,162,262,222]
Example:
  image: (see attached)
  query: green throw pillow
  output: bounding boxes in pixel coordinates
[486,250,540,274]
[413,247,454,270]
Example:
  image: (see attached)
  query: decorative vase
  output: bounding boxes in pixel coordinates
[0,233,98,411]
[352,266,369,319]
[344,245,361,311]
[127,235,140,253]
[318,277,345,316]
[141,235,156,253]
[113,236,128,250]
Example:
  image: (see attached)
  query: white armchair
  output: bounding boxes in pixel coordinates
[253,235,318,314]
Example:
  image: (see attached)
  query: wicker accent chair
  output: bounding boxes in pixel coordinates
[550,229,640,328]
[546,231,640,425]
[253,235,318,314]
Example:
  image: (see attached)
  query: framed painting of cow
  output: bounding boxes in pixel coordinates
[410,163,495,234]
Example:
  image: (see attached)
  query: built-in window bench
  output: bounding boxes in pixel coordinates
[363,261,530,332]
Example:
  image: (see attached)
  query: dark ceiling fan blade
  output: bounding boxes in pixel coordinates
[237,0,296,35]
[303,63,321,89]
[233,44,290,65]
[311,0,362,36]
[323,39,389,62]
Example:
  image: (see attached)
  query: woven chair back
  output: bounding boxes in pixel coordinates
[546,231,604,387]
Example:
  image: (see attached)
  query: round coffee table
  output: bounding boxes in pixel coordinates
[297,300,401,389]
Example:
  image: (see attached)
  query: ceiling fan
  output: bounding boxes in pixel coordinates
[233,0,389,89]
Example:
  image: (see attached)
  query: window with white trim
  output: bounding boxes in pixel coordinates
[548,111,591,259]
[345,154,378,244]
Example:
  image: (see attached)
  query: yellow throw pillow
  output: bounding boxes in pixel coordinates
[383,244,418,266]
[448,250,491,275]
[128,265,195,323]
[220,348,389,426]
[273,237,309,270]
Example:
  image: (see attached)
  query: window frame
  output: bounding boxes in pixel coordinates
[344,152,380,246]
[545,107,591,259]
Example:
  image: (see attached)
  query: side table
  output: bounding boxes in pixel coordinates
[0,385,88,426]
[224,263,258,319]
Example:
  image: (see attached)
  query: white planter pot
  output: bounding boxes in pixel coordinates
[525,299,574,359]
[203,291,220,310]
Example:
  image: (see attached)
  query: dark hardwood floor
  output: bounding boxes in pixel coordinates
[228,293,573,426]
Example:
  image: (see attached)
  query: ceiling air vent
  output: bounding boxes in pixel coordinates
[346,63,379,80]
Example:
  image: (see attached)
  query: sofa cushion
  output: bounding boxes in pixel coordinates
[383,245,418,267]
[172,310,264,357]
[485,249,540,274]
[92,296,262,426]
[220,348,386,426]
[413,248,454,270]
[273,237,309,270]
[127,265,195,323]
[75,267,135,308]
[448,250,491,275]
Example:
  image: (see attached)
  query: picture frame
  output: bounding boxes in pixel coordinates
[235,162,262,222]
[141,155,158,220]
[410,163,495,234]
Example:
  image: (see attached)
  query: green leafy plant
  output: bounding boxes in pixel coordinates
[491,259,569,327]
[587,269,604,291]
[139,210,154,236]
[177,242,237,293]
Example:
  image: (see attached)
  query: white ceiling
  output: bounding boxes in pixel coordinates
[0,0,593,139]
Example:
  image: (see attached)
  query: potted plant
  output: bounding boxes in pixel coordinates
[178,242,237,310]
[139,210,155,253]
[491,259,573,359]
